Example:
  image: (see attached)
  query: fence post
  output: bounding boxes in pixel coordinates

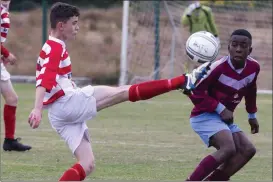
[154,1,160,80]
[42,0,47,45]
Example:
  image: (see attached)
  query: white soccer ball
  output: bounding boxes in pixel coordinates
[186,31,220,64]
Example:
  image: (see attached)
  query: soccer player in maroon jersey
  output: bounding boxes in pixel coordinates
[1,0,31,151]
[186,29,259,181]
[28,2,210,181]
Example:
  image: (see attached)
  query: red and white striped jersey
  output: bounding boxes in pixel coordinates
[1,4,10,43]
[36,36,74,105]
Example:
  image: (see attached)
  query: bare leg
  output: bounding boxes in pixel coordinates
[205,132,256,181]
[186,130,236,181]
[209,130,237,163]
[59,137,94,181]
[93,85,131,111]
[0,80,31,151]
[92,72,190,111]
[0,79,18,106]
[74,137,95,176]
[90,63,210,112]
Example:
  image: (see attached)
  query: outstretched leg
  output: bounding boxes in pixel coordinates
[92,62,210,111]
[94,74,186,111]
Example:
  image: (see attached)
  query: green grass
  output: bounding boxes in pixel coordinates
[1,83,272,181]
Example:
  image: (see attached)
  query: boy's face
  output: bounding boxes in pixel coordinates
[228,35,252,67]
[59,16,79,40]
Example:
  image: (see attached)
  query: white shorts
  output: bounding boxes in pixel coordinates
[47,85,97,154]
[1,63,11,81]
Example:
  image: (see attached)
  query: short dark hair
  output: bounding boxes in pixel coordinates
[231,29,252,45]
[50,2,80,29]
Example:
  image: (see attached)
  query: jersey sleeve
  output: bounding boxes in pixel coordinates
[36,42,63,92]
[244,65,260,115]
[1,43,10,57]
[181,10,190,26]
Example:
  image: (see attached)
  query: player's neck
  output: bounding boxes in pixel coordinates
[231,60,245,70]
[49,30,67,43]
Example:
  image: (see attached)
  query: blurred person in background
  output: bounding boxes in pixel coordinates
[1,0,32,151]
[181,0,220,46]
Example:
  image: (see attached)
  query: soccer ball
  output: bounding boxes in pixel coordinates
[186,31,220,64]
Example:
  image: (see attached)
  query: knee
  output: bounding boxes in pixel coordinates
[120,85,131,101]
[84,160,95,176]
[5,94,18,106]
[240,144,256,158]
[221,144,237,159]
[88,160,95,174]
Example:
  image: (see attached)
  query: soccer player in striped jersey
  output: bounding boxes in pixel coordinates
[1,0,31,151]
[186,29,259,181]
[28,2,210,181]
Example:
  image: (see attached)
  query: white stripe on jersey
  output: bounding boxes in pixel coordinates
[36,79,42,87]
[59,57,71,68]
[1,17,10,24]
[196,56,228,87]
[42,43,51,55]
[42,57,50,66]
[218,72,256,90]
[1,5,10,43]
[40,67,46,75]
[43,85,61,101]
[247,56,259,65]
[1,37,6,42]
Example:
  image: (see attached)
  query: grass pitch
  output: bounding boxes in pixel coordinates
[1,83,272,181]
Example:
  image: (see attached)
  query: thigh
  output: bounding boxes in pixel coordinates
[210,123,242,149]
[210,130,235,150]
[232,132,255,154]
[0,79,17,99]
[190,113,232,147]
[1,63,11,81]
[93,85,130,111]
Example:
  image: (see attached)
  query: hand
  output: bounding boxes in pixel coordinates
[28,108,42,129]
[220,108,234,125]
[186,2,201,16]
[3,53,17,65]
[248,118,259,134]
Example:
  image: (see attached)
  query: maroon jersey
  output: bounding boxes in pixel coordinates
[189,55,260,118]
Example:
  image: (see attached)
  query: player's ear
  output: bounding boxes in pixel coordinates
[56,21,64,31]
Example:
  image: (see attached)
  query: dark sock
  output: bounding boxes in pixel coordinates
[186,155,220,181]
